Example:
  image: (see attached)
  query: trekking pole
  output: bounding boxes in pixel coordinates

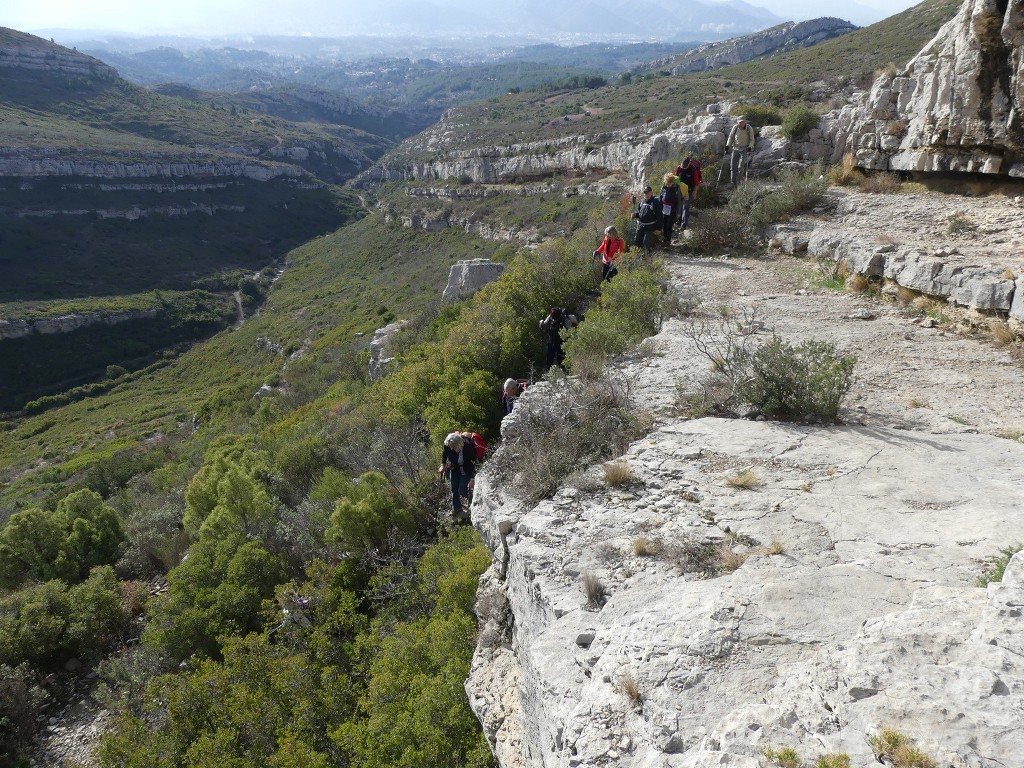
[744,149,752,182]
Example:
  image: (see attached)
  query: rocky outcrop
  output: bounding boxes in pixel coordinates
[672,18,858,73]
[469,370,1024,768]
[835,0,1024,174]
[367,320,409,381]
[0,148,303,181]
[0,28,118,79]
[0,309,160,341]
[441,260,506,303]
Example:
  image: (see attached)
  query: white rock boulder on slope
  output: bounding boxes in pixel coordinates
[468,413,1024,768]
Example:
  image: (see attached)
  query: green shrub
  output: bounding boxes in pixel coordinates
[780,104,820,140]
[563,265,669,373]
[0,489,124,589]
[735,336,856,422]
[731,103,782,126]
[142,537,287,662]
[977,544,1022,586]
[0,566,130,669]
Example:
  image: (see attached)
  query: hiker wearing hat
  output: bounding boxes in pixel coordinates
[439,432,476,524]
[726,117,756,185]
[633,185,660,253]
[594,225,625,282]
[674,156,702,230]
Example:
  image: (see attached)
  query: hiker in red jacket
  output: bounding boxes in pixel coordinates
[594,225,625,282]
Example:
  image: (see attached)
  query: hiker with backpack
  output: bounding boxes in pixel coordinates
[674,156,702,230]
[438,431,476,524]
[726,117,756,185]
[632,185,660,253]
[539,307,568,371]
[659,173,686,244]
[594,225,625,282]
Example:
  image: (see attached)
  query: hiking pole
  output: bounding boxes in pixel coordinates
[745,149,752,182]
[716,156,726,189]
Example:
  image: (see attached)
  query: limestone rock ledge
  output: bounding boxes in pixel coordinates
[837,0,1024,174]
[468,414,1024,767]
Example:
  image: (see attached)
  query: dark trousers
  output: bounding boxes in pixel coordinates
[662,213,675,242]
[450,471,471,521]
[680,191,694,229]
[545,342,563,370]
[634,223,655,249]
[601,262,618,281]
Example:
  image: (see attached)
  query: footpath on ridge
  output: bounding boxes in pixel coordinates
[468,186,1024,768]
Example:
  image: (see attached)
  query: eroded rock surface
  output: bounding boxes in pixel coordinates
[468,190,1024,768]
[837,0,1024,174]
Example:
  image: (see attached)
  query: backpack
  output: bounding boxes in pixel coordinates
[460,431,487,459]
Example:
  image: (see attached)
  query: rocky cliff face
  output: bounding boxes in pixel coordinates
[672,18,858,73]
[0,28,118,79]
[0,309,160,341]
[835,0,1024,174]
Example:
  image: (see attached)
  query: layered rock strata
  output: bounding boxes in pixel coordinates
[673,18,857,73]
[835,0,1024,174]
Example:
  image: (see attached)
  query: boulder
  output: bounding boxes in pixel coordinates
[441,259,505,303]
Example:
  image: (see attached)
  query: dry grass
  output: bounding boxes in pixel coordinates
[896,285,918,305]
[726,468,762,489]
[765,537,785,555]
[602,459,632,487]
[870,728,937,768]
[615,670,642,707]
[581,571,606,607]
[886,119,908,137]
[816,755,851,768]
[911,295,944,315]
[800,481,813,492]
[762,746,801,768]
[1002,269,1017,281]
[847,272,870,292]
[718,541,748,572]
[989,321,1015,346]
[828,153,866,187]
[860,172,902,194]
[907,397,928,408]
[632,536,662,557]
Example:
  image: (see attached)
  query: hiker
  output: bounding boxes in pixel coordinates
[633,185,660,252]
[726,117,756,185]
[539,307,567,371]
[501,378,520,416]
[438,432,476,524]
[674,156,702,230]
[594,225,625,282]
[659,173,686,244]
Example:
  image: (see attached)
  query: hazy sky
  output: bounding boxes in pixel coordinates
[3,0,924,36]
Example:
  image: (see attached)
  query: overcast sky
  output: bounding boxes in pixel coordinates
[3,0,923,37]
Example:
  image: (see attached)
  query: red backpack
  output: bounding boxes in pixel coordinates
[460,431,488,460]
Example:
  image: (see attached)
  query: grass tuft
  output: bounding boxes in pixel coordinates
[726,468,762,489]
[603,459,633,487]
[581,571,606,607]
[615,670,642,707]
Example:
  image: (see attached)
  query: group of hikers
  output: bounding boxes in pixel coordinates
[438,118,758,521]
